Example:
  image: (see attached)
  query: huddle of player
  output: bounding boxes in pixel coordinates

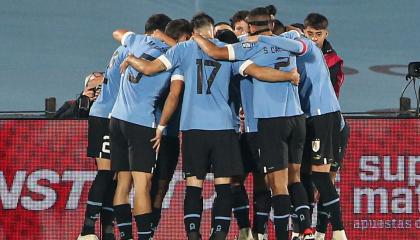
[77,4,348,240]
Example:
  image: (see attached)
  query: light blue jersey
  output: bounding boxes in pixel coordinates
[90,46,128,118]
[158,39,241,131]
[258,32,341,117]
[228,37,304,118]
[110,33,173,127]
[237,36,258,133]
[239,77,258,132]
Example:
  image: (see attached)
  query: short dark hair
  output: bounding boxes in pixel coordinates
[165,19,192,40]
[248,7,270,20]
[304,13,329,30]
[272,19,285,35]
[191,12,214,30]
[145,14,172,33]
[291,23,305,32]
[215,29,239,44]
[265,4,277,16]
[230,10,249,27]
[215,22,231,28]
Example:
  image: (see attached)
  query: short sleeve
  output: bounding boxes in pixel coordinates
[171,67,184,82]
[227,42,261,61]
[232,60,254,77]
[121,32,137,49]
[158,42,189,71]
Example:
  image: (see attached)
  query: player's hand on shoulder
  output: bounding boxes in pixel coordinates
[290,68,300,86]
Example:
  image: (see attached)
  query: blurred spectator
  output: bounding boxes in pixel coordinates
[53,72,104,118]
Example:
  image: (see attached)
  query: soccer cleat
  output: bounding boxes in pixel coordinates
[303,233,315,240]
[314,231,325,240]
[76,234,99,240]
[238,228,254,240]
[332,230,347,240]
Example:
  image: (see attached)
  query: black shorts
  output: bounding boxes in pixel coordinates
[182,129,243,180]
[331,119,350,172]
[303,111,341,168]
[258,115,306,173]
[109,117,157,172]
[87,116,111,159]
[155,135,180,180]
[240,132,262,173]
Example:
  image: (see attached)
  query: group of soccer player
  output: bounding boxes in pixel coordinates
[77,4,349,240]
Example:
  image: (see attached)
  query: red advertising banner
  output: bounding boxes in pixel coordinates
[0,119,419,239]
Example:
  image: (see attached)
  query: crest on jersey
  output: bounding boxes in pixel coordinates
[241,42,255,48]
[312,139,320,152]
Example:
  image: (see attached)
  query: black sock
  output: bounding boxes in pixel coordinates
[151,207,162,236]
[232,185,250,229]
[211,184,233,238]
[316,200,329,233]
[272,194,291,240]
[134,213,152,240]
[253,190,271,234]
[184,186,203,234]
[101,180,117,239]
[312,172,344,231]
[81,170,114,235]
[289,182,311,232]
[301,172,315,217]
[291,210,300,234]
[114,204,133,240]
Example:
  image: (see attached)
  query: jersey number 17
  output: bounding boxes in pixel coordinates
[196,59,221,94]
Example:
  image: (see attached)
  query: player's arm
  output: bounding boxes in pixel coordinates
[112,29,132,43]
[121,55,167,75]
[126,42,185,76]
[152,29,177,47]
[239,60,300,85]
[246,32,307,55]
[192,33,230,60]
[151,75,184,152]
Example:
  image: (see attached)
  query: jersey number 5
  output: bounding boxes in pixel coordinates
[196,59,221,94]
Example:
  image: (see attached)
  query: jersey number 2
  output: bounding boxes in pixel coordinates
[196,59,221,94]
